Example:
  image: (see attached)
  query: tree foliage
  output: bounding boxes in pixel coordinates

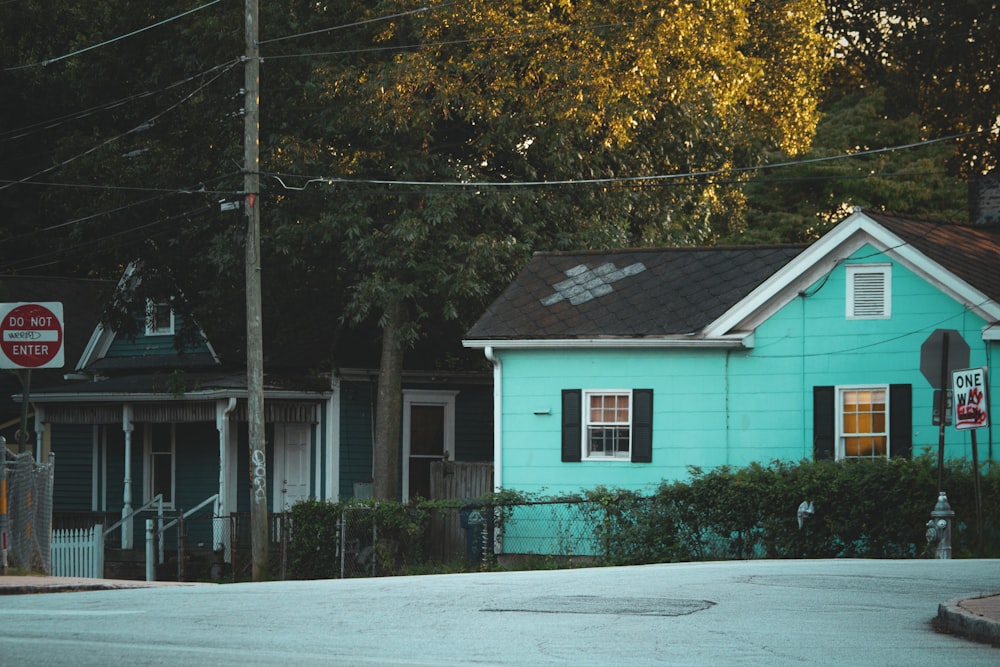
[823,0,999,178]
[4,1,830,500]
[263,0,829,497]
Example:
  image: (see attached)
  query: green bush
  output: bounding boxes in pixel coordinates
[289,458,998,578]
[287,497,470,579]
[588,455,999,565]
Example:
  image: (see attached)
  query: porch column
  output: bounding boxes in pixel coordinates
[215,398,237,560]
[121,405,134,549]
[32,406,48,462]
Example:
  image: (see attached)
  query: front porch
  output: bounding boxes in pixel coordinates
[54,510,291,581]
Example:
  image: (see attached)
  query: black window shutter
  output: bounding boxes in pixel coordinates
[813,386,835,460]
[632,389,653,463]
[889,384,912,459]
[561,389,582,462]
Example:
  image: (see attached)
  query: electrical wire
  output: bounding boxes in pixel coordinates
[258,4,449,45]
[0,172,242,253]
[0,61,239,143]
[0,60,240,192]
[0,203,218,273]
[265,15,669,60]
[265,130,983,191]
[2,0,226,71]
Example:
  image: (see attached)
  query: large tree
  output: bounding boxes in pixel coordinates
[2,1,829,501]
[267,0,829,498]
[823,0,999,178]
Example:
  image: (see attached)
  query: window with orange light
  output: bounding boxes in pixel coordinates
[839,387,888,459]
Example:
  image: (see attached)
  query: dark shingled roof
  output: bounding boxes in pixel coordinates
[466,245,805,340]
[867,211,1000,302]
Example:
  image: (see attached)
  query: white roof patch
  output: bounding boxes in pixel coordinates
[541,262,647,306]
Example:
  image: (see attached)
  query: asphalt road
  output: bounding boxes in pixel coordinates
[0,559,997,666]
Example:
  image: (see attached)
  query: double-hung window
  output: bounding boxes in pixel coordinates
[561,388,653,463]
[585,391,632,459]
[813,384,911,461]
[839,386,887,459]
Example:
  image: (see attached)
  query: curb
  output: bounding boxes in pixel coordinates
[937,596,1000,646]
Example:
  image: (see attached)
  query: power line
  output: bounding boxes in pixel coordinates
[0,61,239,143]
[0,203,218,273]
[265,130,982,191]
[3,0,226,71]
[0,60,239,192]
[0,172,241,251]
[258,4,447,45]
[265,15,668,61]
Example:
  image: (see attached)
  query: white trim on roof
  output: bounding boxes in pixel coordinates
[703,210,1000,339]
[463,335,749,350]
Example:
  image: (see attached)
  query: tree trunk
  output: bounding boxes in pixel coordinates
[373,298,405,500]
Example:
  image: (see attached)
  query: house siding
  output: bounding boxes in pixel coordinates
[496,247,996,496]
[49,424,95,512]
[337,378,494,499]
[339,380,375,499]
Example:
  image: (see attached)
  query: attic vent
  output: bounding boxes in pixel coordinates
[541,262,646,306]
[846,264,891,319]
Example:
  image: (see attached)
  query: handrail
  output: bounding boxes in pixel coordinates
[160,494,219,533]
[104,494,163,537]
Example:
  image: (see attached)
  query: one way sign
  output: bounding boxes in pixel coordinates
[952,367,989,430]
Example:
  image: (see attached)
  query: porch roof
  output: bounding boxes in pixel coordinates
[23,370,330,403]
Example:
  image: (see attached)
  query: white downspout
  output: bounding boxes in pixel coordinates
[121,404,134,549]
[216,398,237,559]
[484,347,502,492]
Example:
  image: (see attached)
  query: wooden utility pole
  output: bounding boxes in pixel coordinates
[244,0,268,581]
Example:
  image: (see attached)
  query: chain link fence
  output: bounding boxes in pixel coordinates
[3,451,54,573]
[288,499,606,580]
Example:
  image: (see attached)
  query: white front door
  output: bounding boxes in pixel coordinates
[276,424,311,511]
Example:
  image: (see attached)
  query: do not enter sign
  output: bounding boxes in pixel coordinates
[0,302,64,369]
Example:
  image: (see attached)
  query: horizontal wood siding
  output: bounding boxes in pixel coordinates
[339,380,374,498]
[454,385,493,462]
[50,424,94,511]
[497,247,994,496]
[174,423,219,547]
[104,312,212,359]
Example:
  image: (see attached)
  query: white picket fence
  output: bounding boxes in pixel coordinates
[51,525,104,578]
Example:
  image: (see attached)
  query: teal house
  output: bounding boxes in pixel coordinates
[464,210,999,498]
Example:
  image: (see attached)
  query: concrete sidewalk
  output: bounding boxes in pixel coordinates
[937,592,1000,646]
[2,574,997,647]
[0,574,206,595]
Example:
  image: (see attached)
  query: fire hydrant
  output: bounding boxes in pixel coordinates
[925,491,955,559]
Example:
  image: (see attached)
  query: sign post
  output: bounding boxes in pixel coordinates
[952,367,988,554]
[920,329,970,491]
[0,302,64,570]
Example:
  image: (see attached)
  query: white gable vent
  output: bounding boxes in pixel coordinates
[846,264,891,319]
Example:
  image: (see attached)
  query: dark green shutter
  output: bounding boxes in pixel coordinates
[889,384,912,459]
[561,389,582,462]
[813,386,835,460]
[632,389,653,463]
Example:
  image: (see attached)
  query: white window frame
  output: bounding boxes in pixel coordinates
[582,389,633,461]
[846,264,891,320]
[145,299,175,336]
[836,384,889,460]
[144,423,176,508]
